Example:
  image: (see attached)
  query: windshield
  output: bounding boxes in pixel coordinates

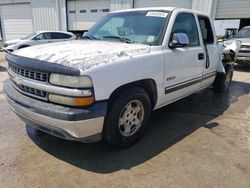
[83,11,169,45]
[235,28,250,38]
[22,32,37,40]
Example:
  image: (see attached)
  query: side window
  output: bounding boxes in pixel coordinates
[43,33,52,40]
[52,33,71,39]
[34,34,44,40]
[61,33,72,39]
[198,16,214,44]
[34,33,52,40]
[171,13,200,47]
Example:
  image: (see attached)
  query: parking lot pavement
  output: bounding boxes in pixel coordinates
[0,51,250,188]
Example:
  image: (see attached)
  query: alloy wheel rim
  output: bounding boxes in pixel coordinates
[118,100,145,137]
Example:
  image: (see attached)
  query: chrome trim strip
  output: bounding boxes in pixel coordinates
[165,72,216,94]
[7,97,104,139]
[8,69,92,97]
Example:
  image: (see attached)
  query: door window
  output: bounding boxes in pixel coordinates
[52,33,72,39]
[198,16,214,44]
[43,33,52,40]
[171,13,200,47]
[34,33,52,40]
[34,34,44,40]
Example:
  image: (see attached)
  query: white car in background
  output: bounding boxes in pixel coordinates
[2,31,76,52]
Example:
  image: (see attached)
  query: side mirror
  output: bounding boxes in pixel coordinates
[169,33,189,48]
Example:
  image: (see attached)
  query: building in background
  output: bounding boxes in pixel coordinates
[214,19,240,36]
[0,0,250,41]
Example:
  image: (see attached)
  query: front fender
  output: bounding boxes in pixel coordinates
[85,50,164,102]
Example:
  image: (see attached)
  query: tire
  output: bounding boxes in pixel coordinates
[213,64,234,92]
[103,87,152,148]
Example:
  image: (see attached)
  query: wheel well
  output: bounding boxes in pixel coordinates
[108,79,158,109]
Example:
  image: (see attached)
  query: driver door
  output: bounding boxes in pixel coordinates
[162,12,205,105]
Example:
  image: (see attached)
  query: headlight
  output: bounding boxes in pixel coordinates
[49,94,94,107]
[49,74,93,88]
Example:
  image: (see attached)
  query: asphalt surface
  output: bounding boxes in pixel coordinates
[0,51,250,188]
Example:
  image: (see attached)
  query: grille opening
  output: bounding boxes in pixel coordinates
[240,45,250,48]
[13,82,47,98]
[9,64,48,82]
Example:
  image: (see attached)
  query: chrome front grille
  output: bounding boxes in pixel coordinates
[13,81,47,99]
[239,50,250,53]
[18,85,47,98]
[240,45,250,49]
[9,64,48,82]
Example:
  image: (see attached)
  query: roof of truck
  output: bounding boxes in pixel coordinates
[113,7,209,17]
[115,7,175,12]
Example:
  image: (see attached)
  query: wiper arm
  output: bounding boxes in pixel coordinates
[102,36,133,43]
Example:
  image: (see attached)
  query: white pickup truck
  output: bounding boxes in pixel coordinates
[4,7,233,148]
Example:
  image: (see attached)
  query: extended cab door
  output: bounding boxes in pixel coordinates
[160,12,204,106]
[197,15,219,89]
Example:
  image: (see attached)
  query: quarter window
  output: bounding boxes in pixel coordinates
[171,13,200,47]
[52,33,71,39]
[198,16,214,44]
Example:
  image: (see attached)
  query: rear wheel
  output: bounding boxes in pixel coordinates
[103,87,151,148]
[213,65,234,92]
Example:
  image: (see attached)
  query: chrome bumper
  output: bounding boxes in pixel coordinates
[7,97,104,143]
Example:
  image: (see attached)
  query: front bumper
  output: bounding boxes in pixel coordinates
[4,79,108,142]
[1,47,13,53]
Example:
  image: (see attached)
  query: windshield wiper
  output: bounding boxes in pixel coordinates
[102,36,133,43]
[82,35,98,40]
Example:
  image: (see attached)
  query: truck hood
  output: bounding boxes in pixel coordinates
[14,40,151,73]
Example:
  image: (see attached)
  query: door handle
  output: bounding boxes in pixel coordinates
[198,53,205,60]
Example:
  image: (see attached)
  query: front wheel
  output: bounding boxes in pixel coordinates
[103,87,152,148]
[213,65,234,92]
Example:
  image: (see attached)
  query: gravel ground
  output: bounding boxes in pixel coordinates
[0,52,250,188]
